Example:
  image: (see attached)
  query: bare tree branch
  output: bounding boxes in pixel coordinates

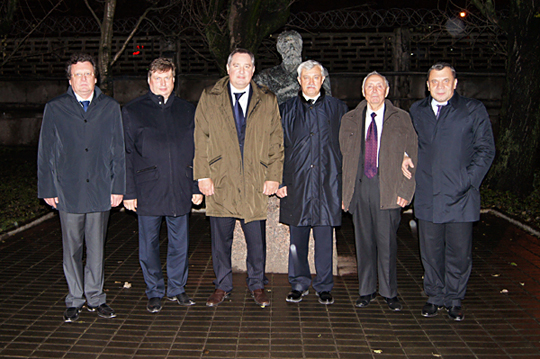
[83,0,101,27]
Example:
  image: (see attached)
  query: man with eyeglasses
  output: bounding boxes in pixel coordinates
[38,53,125,322]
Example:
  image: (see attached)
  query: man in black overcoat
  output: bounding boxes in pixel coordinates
[122,58,202,313]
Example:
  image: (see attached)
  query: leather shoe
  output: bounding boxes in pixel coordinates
[385,296,402,311]
[421,302,443,317]
[317,291,334,305]
[87,303,116,319]
[251,288,270,307]
[169,292,195,306]
[355,292,376,308]
[146,297,162,313]
[63,306,82,322]
[286,289,309,303]
[446,306,464,321]
[206,289,229,307]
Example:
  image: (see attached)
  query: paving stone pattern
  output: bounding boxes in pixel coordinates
[1,211,540,358]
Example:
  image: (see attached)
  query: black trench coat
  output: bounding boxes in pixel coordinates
[123,91,199,217]
[279,92,348,227]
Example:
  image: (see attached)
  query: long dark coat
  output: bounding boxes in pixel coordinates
[279,91,348,227]
[122,91,199,217]
[410,92,495,223]
[37,86,125,213]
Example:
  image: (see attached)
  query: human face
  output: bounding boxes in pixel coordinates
[227,53,255,90]
[69,61,96,99]
[363,74,389,111]
[298,66,325,98]
[427,67,458,103]
[148,69,175,99]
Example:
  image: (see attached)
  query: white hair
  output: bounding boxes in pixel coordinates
[297,60,328,77]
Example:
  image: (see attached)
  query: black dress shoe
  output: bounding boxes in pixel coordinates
[384,296,402,311]
[147,297,162,313]
[286,289,309,303]
[355,292,376,308]
[87,303,116,319]
[317,291,334,305]
[169,292,196,306]
[63,307,81,322]
[421,302,443,317]
[446,306,464,321]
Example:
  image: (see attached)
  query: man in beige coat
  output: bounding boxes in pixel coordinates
[340,71,417,311]
[194,48,284,307]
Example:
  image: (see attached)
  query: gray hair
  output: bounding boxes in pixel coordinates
[296,60,328,77]
[427,62,457,80]
[362,71,389,92]
[227,48,255,67]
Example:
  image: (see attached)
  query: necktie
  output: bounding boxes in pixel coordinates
[307,99,314,105]
[364,112,378,179]
[80,100,90,112]
[233,92,245,131]
[436,104,443,119]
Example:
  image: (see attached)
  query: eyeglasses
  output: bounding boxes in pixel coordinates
[72,72,94,78]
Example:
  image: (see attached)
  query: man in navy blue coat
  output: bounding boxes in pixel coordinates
[122,58,202,313]
[404,63,495,321]
[277,60,348,305]
[38,53,125,322]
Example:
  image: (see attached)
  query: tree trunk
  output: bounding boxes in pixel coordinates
[485,0,540,197]
[98,0,116,96]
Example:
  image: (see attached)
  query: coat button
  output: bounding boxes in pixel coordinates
[85,148,88,152]
[86,179,89,182]
[84,120,87,123]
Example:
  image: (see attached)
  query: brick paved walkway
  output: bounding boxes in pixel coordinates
[1,210,540,358]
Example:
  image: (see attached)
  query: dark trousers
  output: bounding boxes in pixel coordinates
[288,225,334,293]
[351,174,401,298]
[209,217,267,292]
[59,210,109,308]
[418,219,473,307]
[138,214,189,299]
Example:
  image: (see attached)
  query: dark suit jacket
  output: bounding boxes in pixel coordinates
[123,91,199,217]
[410,92,495,223]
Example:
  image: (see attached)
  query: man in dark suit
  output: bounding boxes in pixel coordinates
[38,53,125,322]
[404,62,495,321]
[340,71,417,312]
[194,49,284,307]
[122,58,202,313]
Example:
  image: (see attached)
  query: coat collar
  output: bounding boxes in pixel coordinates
[349,99,399,123]
[298,88,326,106]
[67,85,102,102]
[148,90,175,108]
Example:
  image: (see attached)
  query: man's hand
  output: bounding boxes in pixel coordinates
[123,199,137,212]
[402,155,414,179]
[263,181,279,196]
[198,178,214,196]
[192,194,203,205]
[111,194,124,207]
[276,186,287,198]
[44,197,58,209]
[397,196,409,208]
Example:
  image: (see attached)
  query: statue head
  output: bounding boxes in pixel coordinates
[276,30,303,62]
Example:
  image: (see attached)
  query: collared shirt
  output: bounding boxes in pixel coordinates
[431,98,448,116]
[230,83,251,116]
[302,92,321,103]
[74,91,94,105]
[365,104,385,167]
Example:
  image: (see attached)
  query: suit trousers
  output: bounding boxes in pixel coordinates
[418,219,473,307]
[59,210,109,308]
[209,217,267,292]
[351,174,401,298]
[138,214,189,299]
[288,225,334,293]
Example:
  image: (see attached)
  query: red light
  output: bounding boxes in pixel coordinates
[133,51,141,56]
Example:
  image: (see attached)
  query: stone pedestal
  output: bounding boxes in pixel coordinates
[231,196,338,275]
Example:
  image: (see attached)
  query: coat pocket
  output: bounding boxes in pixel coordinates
[135,165,158,184]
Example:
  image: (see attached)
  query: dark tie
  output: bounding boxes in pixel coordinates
[364,112,378,179]
[233,92,245,131]
[80,100,90,112]
[436,104,443,119]
[307,99,314,105]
